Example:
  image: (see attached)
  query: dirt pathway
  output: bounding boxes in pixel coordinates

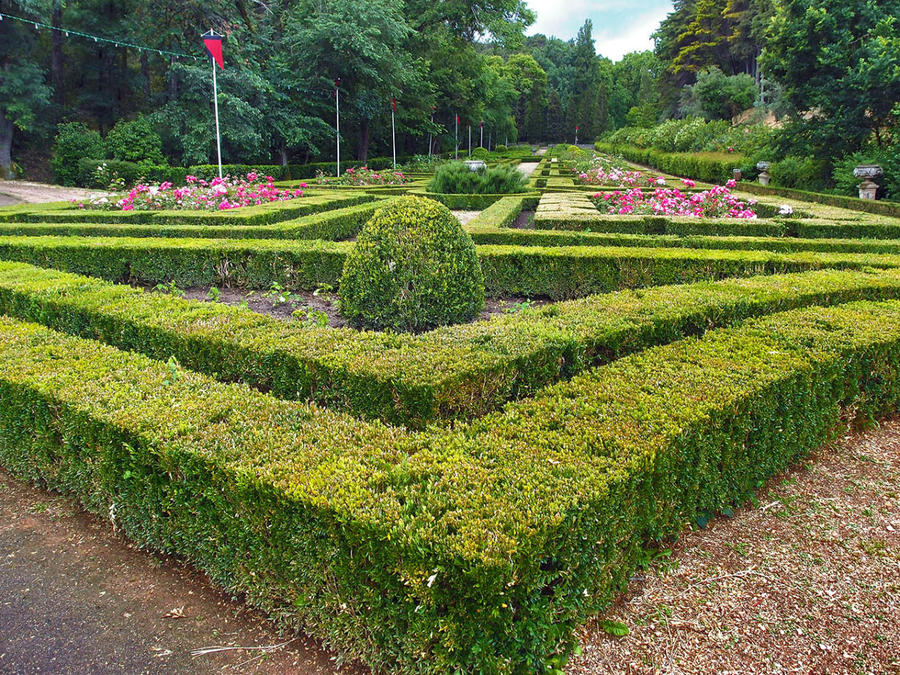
[0,470,362,675]
[0,180,107,206]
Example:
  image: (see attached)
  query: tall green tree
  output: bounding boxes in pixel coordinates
[761,0,900,157]
[0,0,53,177]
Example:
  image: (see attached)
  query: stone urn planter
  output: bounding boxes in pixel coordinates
[853,164,883,200]
[732,168,742,181]
[464,160,487,172]
[756,161,771,186]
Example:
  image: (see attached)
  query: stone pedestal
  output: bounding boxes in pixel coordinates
[858,179,879,200]
[758,171,771,186]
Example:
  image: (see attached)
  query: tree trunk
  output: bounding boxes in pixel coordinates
[51,2,65,108]
[140,51,151,101]
[0,109,14,179]
[358,119,369,163]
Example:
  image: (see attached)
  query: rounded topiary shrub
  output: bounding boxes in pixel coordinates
[339,196,485,332]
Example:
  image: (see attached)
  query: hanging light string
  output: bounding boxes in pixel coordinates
[0,11,200,60]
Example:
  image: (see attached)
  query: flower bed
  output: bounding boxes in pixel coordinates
[572,154,666,188]
[592,181,758,218]
[316,165,409,186]
[82,173,305,212]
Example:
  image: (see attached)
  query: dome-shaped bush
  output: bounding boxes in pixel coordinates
[339,196,485,332]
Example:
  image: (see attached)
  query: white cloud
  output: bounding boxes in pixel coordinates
[525,0,673,61]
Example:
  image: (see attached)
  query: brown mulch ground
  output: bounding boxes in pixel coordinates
[174,285,545,328]
[567,418,900,675]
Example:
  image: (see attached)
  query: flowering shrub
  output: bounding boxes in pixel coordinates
[572,153,666,188]
[576,167,667,188]
[80,173,304,211]
[316,166,409,186]
[592,184,758,219]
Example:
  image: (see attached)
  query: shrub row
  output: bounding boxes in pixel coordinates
[467,226,900,255]
[466,195,539,229]
[0,201,385,241]
[2,237,899,299]
[3,298,900,671]
[737,181,900,219]
[594,142,739,183]
[73,157,415,187]
[6,261,900,426]
[0,192,374,227]
[409,190,540,210]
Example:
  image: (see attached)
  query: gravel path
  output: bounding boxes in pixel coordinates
[1,415,897,674]
[0,180,106,206]
[517,162,539,176]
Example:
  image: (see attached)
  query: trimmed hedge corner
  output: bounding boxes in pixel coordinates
[2,298,900,671]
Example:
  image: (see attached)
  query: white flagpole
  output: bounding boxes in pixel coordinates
[468,125,471,157]
[455,116,458,160]
[428,109,434,157]
[391,101,396,169]
[210,32,223,180]
[335,83,341,177]
[480,123,483,149]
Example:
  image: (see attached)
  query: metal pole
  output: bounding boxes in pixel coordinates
[428,109,434,157]
[391,105,396,169]
[468,125,471,157]
[211,48,222,179]
[455,116,458,160]
[480,122,483,148]
[335,84,340,177]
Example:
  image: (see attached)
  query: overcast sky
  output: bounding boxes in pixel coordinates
[524,0,674,62]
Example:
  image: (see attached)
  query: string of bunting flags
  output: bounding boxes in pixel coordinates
[0,11,200,60]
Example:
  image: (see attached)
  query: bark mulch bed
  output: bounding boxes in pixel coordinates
[567,417,900,675]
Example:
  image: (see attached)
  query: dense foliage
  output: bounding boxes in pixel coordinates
[339,196,485,331]
[428,162,528,194]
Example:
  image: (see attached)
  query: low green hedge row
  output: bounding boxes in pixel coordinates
[466,195,538,229]
[596,143,900,219]
[3,297,900,671]
[2,236,899,299]
[594,142,739,183]
[5,260,900,427]
[0,201,385,241]
[467,226,900,255]
[73,157,417,186]
[533,211,794,237]
[409,190,540,210]
[532,208,900,240]
[0,192,374,227]
[738,181,900,219]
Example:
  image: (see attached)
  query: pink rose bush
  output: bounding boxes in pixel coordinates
[592,184,758,219]
[81,173,304,211]
[316,166,409,186]
[575,166,667,188]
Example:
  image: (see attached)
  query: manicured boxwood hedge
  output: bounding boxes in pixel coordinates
[2,236,900,299]
[5,260,900,426]
[739,181,900,218]
[0,192,373,227]
[0,201,385,241]
[409,189,540,210]
[467,226,900,255]
[3,298,900,672]
[595,142,739,184]
[533,211,794,237]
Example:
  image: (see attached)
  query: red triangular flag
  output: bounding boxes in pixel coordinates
[202,32,224,71]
